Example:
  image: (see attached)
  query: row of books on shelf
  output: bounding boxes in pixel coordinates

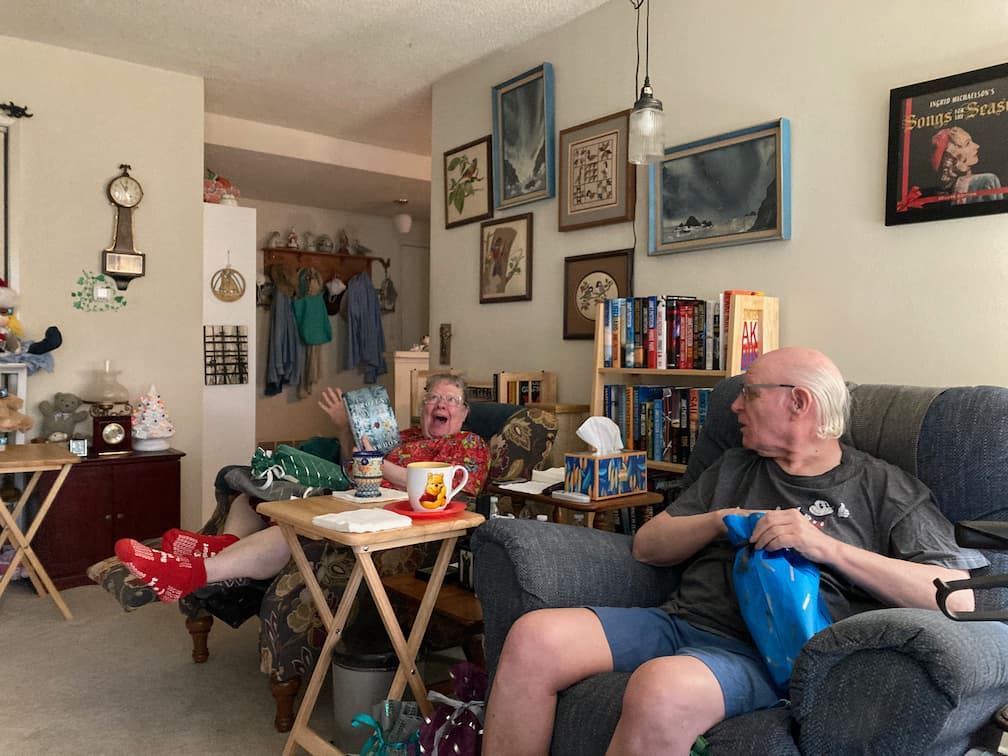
[603,384,711,464]
[490,374,547,405]
[602,290,764,371]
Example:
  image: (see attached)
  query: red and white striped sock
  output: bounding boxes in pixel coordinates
[161,528,238,559]
[115,538,207,602]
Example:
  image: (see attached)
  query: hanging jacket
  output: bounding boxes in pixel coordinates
[344,271,387,384]
[265,267,303,395]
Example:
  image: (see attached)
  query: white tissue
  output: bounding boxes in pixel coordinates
[576,416,624,456]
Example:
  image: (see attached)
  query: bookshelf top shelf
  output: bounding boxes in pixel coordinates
[598,368,726,380]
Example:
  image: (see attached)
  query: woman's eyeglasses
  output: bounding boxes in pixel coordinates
[423,394,465,406]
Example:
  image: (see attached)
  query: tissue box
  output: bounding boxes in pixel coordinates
[564,450,647,500]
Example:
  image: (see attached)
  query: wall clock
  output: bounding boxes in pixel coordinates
[103,164,146,290]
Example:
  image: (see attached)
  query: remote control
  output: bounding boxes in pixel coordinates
[551,490,591,504]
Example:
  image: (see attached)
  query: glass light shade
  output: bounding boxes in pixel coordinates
[83,360,130,405]
[628,81,665,165]
[393,212,413,234]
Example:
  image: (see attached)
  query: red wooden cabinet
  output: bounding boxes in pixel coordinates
[31,448,185,589]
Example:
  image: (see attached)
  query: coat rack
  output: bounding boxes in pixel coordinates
[262,247,388,286]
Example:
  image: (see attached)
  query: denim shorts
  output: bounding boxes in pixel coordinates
[589,606,780,718]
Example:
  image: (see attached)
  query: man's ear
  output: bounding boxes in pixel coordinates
[792,387,812,414]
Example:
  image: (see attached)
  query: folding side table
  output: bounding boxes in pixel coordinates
[0,443,80,620]
[256,495,484,756]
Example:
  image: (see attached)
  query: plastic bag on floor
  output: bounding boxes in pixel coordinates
[351,699,422,756]
[418,662,488,756]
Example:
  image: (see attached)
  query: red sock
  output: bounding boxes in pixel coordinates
[161,528,238,558]
[115,538,207,603]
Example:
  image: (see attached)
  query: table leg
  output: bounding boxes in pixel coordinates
[276,524,362,756]
[359,535,458,719]
[0,473,74,621]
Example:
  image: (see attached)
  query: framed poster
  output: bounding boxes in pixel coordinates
[444,135,493,229]
[885,61,1008,226]
[558,110,636,232]
[649,119,791,255]
[492,63,555,210]
[562,249,633,339]
[479,213,533,304]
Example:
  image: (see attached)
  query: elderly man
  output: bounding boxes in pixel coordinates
[483,347,985,755]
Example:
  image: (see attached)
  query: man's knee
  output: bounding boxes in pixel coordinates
[622,656,725,724]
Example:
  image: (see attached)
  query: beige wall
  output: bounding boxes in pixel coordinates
[0,35,205,528]
[244,198,430,442]
[431,0,1008,402]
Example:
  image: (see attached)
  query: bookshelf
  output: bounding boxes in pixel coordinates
[494,371,558,406]
[590,296,778,474]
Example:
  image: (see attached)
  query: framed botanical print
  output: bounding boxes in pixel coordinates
[563,249,633,339]
[885,61,1008,226]
[558,110,635,232]
[444,135,493,229]
[492,63,555,210]
[479,214,533,304]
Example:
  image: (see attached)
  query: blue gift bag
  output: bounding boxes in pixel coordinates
[723,512,832,693]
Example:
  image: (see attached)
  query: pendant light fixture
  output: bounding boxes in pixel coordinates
[392,198,412,234]
[628,0,665,165]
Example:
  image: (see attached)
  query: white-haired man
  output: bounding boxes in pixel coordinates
[483,347,985,755]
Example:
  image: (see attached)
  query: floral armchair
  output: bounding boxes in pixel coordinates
[88,402,557,732]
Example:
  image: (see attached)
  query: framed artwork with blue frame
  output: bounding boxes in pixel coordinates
[492,63,555,210]
[649,118,791,255]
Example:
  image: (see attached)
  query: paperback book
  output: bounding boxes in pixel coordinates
[342,385,401,455]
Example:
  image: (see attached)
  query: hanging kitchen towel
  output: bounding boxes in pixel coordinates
[724,512,833,693]
[293,267,332,345]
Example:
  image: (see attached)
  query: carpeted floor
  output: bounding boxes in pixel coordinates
[0,580,335,755]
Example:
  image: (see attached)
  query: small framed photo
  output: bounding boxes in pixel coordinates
[885,61,1008,226]
[479,213,533,304]
[444,135,493,229]
[492,63,555,210]
[558,110,636,232]
[69,437,89,457]
[563,249,633,340]
[649,119,791,255]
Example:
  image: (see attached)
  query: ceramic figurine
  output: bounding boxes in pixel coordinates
[303,232,316,251]
[268,230,283,248]
[286,229,300,249]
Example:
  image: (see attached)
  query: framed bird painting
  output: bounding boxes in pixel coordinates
[444,135,494,229]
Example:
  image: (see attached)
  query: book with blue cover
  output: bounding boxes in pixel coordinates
[342,385,401,455]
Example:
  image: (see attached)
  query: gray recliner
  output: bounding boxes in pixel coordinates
[472,375,1008,755]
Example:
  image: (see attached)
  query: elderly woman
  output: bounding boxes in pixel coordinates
[115,373,489,602]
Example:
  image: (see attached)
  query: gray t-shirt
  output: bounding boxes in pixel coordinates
[661,444,987,642]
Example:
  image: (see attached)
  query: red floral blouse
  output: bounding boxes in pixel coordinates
[384,427,490,496]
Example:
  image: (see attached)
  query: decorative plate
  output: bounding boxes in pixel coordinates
[384,500,467,520]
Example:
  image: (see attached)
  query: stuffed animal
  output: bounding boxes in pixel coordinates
[38,392,90,442]
[0,278,62,355]
[0,393,34,435]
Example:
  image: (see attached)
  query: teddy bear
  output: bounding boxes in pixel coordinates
[38,392,90,442]
[0,393,35,435]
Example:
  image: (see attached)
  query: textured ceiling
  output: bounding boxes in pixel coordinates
[0,0,609,216]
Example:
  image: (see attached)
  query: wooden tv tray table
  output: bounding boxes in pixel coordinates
[0,443,80,620]
[256,495,484,756]
[486,483,663,529]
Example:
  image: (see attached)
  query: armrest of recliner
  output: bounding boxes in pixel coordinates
[471,518,681,674]
[791,608,1008,755]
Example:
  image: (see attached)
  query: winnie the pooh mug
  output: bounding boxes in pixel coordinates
[406,461,469,512]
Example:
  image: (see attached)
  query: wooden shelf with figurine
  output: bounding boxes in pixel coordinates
[262,247,389,287]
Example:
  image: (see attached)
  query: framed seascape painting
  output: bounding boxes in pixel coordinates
[558,110,636,232]
[492,63,555,210]
[885,61,1008,226]
[563,249,633,339]
[444,135,493,229]
[649,118,791,255]
[479,213,533,304]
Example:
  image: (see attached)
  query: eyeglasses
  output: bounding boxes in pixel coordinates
[738,383,796,400]
[423,393,466,407]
